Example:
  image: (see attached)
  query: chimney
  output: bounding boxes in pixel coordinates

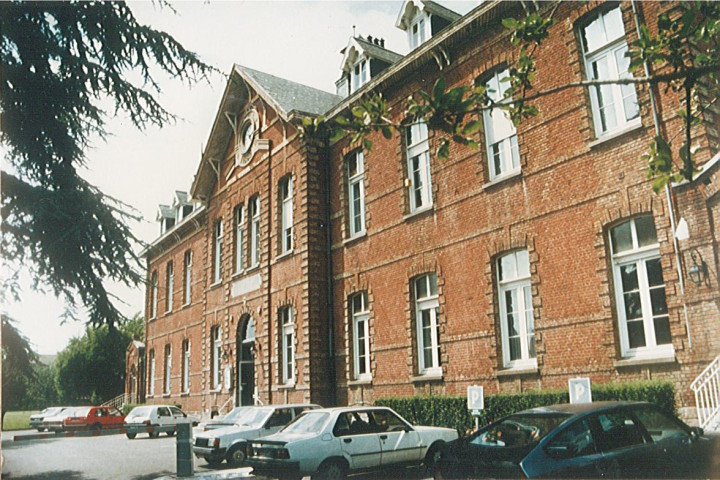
[367,35,373,43]
[380,38,385,48]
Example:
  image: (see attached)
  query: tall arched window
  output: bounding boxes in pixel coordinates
[610,216,672,358]
[497,250,536,369]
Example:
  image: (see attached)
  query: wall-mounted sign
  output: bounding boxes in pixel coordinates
[569,377,592,404]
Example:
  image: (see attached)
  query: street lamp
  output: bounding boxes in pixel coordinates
[687,248,708,286]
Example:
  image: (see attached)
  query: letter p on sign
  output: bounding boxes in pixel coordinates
[467,386,484,411]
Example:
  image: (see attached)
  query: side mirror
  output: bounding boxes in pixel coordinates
[690,426,704,440]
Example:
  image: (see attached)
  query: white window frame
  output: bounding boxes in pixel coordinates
[183,251,192,306]
[483,69,520,180]
[148,349,156,396]
[211,326,222,390]
[280,307,295,385]
[581,6,639,137]
[347,151,366,238]
[610,217,673,359]
[351,57,369,93]
[181,339,190,393]
[280,177,294,254]
[164,344,172,394]
[409,12,430,49]
[149,271,158,319]
[351,292,371,381]
[249,196,260,268]
[406,121,432,213]
[414,274,441,376]
[235,205,245,273]
[213,220,223,283]
[166,261,173,313]
[497,250,537,370]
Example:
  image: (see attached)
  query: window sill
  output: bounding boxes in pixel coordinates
[496,366,539,377]
[278,382,296,390]
[614,355,677,369]
[149,317,156,323]
[343,232,367,247]
[180,392,190,397]
[411,373,443,383]
[209,281,222,290]
[589,119,643,149]
[181,302,190,309]
[348,378,372,386]
[276,250,294,262]
[403,206,434,222]
[483,170,522,191]
[163,393,171,398]
[209,387,222,393]
[247,265,261,273]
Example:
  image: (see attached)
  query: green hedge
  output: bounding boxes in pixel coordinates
[375,380,675,432]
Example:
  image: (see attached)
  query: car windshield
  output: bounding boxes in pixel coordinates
[472,414,570,448]
[220,408,249,422]
[72,407,92,417]
[281,411,330,434]
[128,406,153,417]
[237,407,273,427]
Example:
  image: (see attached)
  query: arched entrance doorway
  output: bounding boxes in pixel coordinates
[236,315,255,406]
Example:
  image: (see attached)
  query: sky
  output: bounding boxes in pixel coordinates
[3,0,478,355]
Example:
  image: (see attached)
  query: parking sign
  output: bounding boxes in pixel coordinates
[569,377,592,404]
[467,385,484,412]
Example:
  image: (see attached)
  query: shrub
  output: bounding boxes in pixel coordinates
[375,380,675,432]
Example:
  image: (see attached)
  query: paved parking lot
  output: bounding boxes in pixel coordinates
[1,428,247,480]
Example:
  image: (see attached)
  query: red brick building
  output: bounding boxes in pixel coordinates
[133,1,720,420]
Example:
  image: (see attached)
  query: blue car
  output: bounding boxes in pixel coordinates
[435,401,720,478]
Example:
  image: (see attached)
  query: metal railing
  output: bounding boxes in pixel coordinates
[102,392,131,410]
[691,356,720,430]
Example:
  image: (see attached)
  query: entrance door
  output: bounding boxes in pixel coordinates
[236,316,255,406]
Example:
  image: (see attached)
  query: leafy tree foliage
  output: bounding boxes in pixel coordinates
[1,315,38,421]
[54,319,137,404]
[305,1,720,192]
[25,363,60,410]
[0,1,214,327]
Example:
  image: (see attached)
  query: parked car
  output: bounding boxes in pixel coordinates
[63,406,125,431]
[43,407,84,432]
[434,401,720,479]
[124,405,199,439]
[30,407,67,432]
[194,404,319,467]
[247,405,459,480]
[203,406,252,431]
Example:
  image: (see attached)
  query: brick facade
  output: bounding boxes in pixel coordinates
[132,1,720,418]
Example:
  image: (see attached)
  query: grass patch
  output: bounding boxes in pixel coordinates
[3,410,39,431]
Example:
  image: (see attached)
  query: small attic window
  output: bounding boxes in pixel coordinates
[409,11,430,49]
[182,204,194,219]
[351,57,369,93]
[162,217,175,234]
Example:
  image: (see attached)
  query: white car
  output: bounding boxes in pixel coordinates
[43,407,83,432]
[193,404,319,466]
[247,406,458,480]
[203,406,252,431]
[30,407,68,432]
[124,405,199,439]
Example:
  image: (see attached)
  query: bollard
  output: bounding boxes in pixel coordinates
[176,422,194,477]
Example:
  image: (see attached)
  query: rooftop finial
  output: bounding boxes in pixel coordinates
[353,25,356,37]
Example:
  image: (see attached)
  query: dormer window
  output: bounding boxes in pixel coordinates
[409,14,429,49]
[351,58,369,93]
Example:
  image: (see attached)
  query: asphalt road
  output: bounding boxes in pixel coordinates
[1,428,246,480]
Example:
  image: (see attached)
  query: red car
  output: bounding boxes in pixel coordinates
[63,406,126,431]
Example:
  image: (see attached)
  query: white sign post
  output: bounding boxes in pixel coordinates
[568,377,592,404]
[467,386,484,431]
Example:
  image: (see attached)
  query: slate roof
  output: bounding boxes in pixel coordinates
[352,36,403,66]
[157,204,174,220]
[236,65,343,118]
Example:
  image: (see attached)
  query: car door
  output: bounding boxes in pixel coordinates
[156,406,173,426]
[593,410,651,478]
[371,409,422,466]
[333,410,382,470]
[540,417,605,478]
[631,405,699,478]
[170,406,187,425]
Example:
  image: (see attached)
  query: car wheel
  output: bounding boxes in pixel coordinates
[166,429,175,437]
[226,443,246,467]
[424,442,444,470]
[36,428,45,432]
[126,432,137,439]
[148,430,160,439]
[204,455,223,467]
[312,459,348,480]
